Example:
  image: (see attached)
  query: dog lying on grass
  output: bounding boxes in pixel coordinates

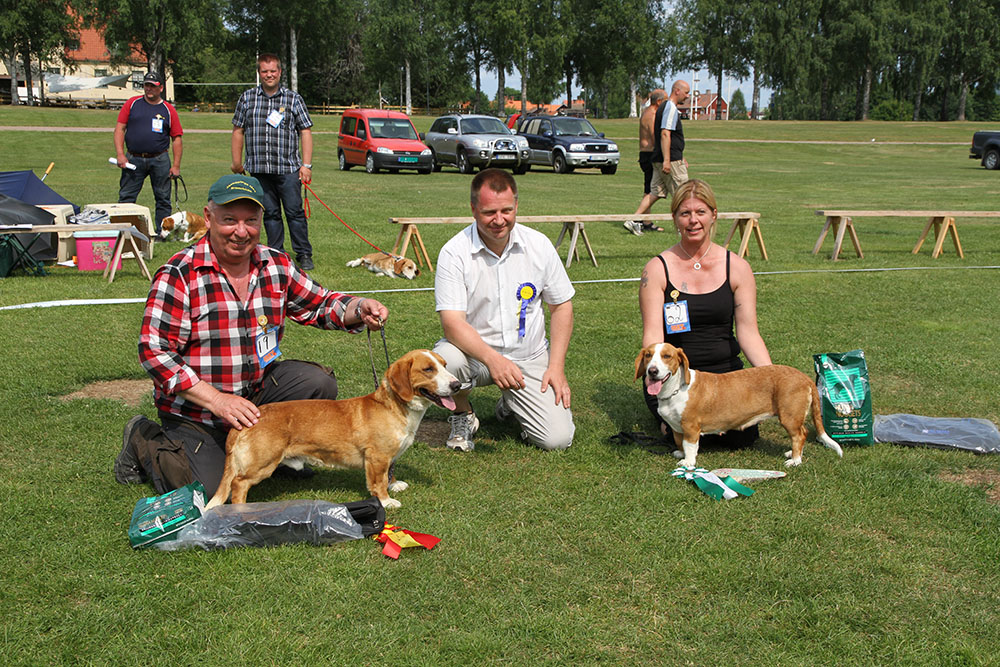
[346,252,420,279]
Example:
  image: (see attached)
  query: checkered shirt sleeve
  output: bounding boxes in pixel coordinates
[139,241,356,427]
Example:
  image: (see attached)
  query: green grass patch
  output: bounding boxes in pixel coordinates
[1,112,999,665]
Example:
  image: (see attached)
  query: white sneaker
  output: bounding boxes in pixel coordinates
[446,412,480,452]
[623,220,644,236]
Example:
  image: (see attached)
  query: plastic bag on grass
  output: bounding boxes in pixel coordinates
[874,414,1000,454]
[154,496,385,551]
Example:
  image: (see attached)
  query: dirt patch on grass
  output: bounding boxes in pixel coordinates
[60,379,151,407]
[940,469,1000,503]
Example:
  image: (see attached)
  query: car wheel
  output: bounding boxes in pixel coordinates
[457,149,473,174]
[553,153,569,174]
[513,164,528,175]
[419,166,432,175]
[600,164,618,175]
[430,150,442,172]
[365,153,379,174]
[984,149,1000,170]
[338,150,351,171]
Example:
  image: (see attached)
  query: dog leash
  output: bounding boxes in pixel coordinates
[366,317,391,390]
[171,174,188,211]
[303,183,391,256]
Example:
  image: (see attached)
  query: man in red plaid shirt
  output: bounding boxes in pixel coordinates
[114,174,389,497]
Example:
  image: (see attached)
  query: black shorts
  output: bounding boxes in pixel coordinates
[638,151,654,194]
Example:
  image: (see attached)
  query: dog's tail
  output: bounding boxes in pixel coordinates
[811,384,843,457]
[206,448,238,509]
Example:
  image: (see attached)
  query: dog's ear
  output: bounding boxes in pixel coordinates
[387,354,415,402]
[677,347,691,385]
[634,348,648,381]
[394,259,406,275]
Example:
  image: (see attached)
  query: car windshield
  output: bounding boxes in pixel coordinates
[368,118,418,140]
[552,117,598,137]
[461,117,510,135]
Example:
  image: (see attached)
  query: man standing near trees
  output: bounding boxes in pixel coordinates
[624,88,666,235]
[231,53,315,271]
[114,72,183,234]
[626,80,690,235]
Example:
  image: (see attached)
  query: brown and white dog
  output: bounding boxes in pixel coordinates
[635,342,843,468]
[158,210,207,243]
[346,252,420,279]
[206,350,460,510]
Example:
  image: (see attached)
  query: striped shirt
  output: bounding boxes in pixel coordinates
[139,237,358,427]
[232,86,313,174]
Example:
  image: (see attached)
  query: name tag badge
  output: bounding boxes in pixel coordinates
[266,110,284,128]
[663,300,691,334]
[255,326,282,368]
[151,117,164,133]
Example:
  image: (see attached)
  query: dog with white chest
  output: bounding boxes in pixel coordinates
[206,349,460,510]
[346,252,420,279]
[158,210,208,243]
[635,342,843,468]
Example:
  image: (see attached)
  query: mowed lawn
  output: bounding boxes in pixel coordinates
[1,108,999,665]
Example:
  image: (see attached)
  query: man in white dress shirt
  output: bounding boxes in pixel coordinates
[433,169,575,452]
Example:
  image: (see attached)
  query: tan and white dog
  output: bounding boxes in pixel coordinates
[206,350,460,510]
[158,210,208,243]
[346,252,420,279]
[635,342,843,468]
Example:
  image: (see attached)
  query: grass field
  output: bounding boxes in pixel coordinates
[2,108,999,665]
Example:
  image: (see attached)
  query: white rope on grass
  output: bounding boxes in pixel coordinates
[2,265,999,311]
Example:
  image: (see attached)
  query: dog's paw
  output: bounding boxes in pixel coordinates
[380,497,402,510]
[346,258,362,267]
[388,480,409,493]
[678,458,698,468]
[784,456,802,467]
[671,450,684,460]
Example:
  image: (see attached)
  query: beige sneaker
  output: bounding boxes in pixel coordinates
[446,412,480,452]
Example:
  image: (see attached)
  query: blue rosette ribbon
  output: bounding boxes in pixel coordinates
[515,282,537,339]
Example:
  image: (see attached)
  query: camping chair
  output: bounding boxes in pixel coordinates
[0,232,47,277]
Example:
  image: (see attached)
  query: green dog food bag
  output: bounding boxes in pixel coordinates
[128,482,206,549]
[813,349,874,446]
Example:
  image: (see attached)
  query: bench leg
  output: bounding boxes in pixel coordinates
[737,220,753,258]
[912,217,935,255]
[812,217,834,255]
[565,222,581,268]
[723,218,740,249]
[948,217,964,258]
[104,232,127,282]
[390,225,408,255]
[554,222,570,249]
[752,219,769,260]
[579,223,598,267]
[831,217,848,260]
[846,217,864,259]
[412,226,435,272]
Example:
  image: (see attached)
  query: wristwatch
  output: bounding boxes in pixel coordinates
[355,298,366,321]
[302,163,312,169]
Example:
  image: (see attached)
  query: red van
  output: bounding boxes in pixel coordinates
[337,109,433,174]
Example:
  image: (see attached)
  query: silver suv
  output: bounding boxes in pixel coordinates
[423,114,530,174]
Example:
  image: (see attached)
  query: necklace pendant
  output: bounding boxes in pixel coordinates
[693,262,702,270]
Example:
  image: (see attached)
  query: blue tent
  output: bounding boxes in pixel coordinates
[0,170,79,262]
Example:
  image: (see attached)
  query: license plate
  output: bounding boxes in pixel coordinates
[494,153,515,160]
[398,156,418,163]
[588,156,605,162]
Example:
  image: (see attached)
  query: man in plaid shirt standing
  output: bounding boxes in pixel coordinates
[231,53,316,271]
[114,174,388,497]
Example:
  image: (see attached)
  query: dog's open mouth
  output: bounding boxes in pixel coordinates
[645,371,670,396]
[421,388,456,411]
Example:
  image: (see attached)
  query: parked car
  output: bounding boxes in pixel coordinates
[514,115,620,174]
[337,109,433,174]
[969,130,1000,170]
[422,114,530,174]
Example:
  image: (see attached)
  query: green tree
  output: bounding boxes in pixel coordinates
[729,88,747,118]
[1,0,83,105]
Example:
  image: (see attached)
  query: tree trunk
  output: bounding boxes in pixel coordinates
[912,60,925,121]
[405,57,412,116]
[957,76,968,121]
[751,67,760,120]
[520,74,527,113]
[628,75,638,118]
[473,47,482,113]
[5,55,18,105]
[21,48,34,106]
[290,26,298,93]
[497,65,505,116]
[860,64,872,120]
[715,69,722,120]
[565,60,572,110]
[820,78,830,120]
[939,76,949,121]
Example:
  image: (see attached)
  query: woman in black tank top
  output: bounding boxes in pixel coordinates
[638,180,773,448]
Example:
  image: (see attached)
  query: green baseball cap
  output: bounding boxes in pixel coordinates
[207,174,264,207]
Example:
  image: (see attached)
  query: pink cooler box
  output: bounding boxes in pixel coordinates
[74,230,122,271]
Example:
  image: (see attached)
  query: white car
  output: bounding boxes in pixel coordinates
[422,114,530,174]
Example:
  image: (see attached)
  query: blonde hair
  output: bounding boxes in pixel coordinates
[670,179,718,238]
